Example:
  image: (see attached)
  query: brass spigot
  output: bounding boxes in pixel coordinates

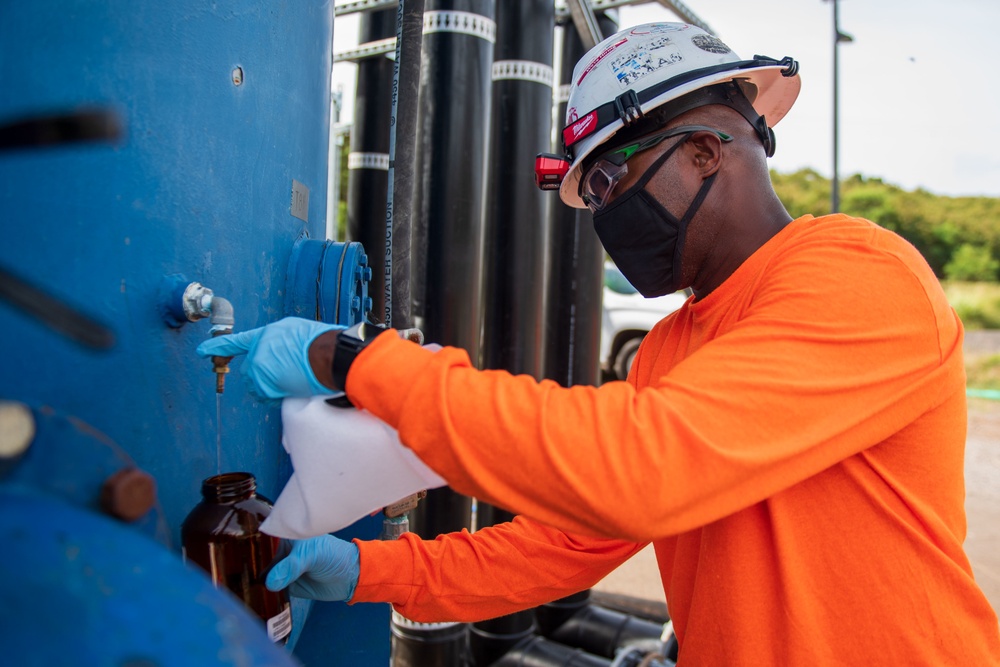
[169,280,236,394]
[207,296,235,394]
[212,353,232,394]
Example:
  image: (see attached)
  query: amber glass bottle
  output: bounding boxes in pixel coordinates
[181,472,292,644]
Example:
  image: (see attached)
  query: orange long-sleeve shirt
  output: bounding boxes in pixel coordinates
[350,214,1000,664]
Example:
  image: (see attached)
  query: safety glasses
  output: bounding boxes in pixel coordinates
[580,125,731,212]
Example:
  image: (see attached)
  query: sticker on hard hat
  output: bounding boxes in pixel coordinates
[692,35,732,55]
[610,38,683,88]
[628,23,690,36]
[577,38,628,86]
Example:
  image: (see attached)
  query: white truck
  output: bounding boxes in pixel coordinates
[600,263,689,382]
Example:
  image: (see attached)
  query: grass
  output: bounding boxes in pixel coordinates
[941,281,1000,330]
[966,354,1000,391]
[939,282,1000,390]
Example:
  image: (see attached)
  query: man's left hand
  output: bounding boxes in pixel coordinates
[196,317,344,400]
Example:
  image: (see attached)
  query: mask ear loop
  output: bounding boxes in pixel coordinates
[669,170,719,290]
[675,127,729,228]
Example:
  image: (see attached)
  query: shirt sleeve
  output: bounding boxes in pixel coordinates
[347,223,964,542]
[351,515,644,622]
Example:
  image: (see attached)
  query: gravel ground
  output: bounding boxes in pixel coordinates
[594,350,1000,617]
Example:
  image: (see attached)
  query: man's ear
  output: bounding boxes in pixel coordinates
[687,130,724,178]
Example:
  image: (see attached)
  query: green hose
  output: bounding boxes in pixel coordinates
[966,388,1000,401]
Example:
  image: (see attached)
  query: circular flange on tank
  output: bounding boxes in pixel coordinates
[285,237,373,326]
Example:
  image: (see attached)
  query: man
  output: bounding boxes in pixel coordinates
[199,23,1000,664]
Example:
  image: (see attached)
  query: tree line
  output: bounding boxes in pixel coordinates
[771,169,1000,282]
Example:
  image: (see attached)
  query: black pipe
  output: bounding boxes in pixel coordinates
[391,614,470,667]
[588,590,669,625]
[537,10,617,632]
[469,616,534,667]
[407,486,474,540]
[534,590,591,638]
[536,591,671,660]
[491,635,611,667]
[407,0,495,541]
[347,8,395,323]
[545,604,665,660]
[479,0,554,380]
[387,0,426,330]
[472,3,555,662]
[386,0,472,667]
[541,13,616,388]
[476,0,555,540]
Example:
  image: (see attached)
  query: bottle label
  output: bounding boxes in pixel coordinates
[267,606,292,642]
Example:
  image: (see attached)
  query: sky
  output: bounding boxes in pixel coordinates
[331,0,1000,199]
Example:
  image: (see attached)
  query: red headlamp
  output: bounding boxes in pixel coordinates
[534,153,571,191]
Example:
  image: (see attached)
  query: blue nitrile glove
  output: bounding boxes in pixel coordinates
[266,535,360,602]
[196,317,345,400]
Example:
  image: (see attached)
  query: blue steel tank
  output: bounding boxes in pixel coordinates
[0,3,385,664]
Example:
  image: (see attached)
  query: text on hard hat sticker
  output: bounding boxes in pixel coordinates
[611,39,684,88]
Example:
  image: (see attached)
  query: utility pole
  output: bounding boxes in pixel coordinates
[830,0,853,213]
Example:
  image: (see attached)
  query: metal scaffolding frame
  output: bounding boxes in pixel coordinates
[334,0,715,63]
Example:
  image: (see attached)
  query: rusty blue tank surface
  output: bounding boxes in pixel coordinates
[0,2,385,664]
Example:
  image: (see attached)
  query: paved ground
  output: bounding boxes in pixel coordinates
[594,337,1000,618]
[965,397,1000,613]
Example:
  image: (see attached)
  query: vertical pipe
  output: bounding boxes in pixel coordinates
[391,615,471,667]
[393,4,495,664]
[327,88,343,240]
[542,14,617,389]
[472,1,554,664]
[536,14,617,654]
[347,9,395,320]
[479,0,554,386]
[407,0,496,540]
[388,0,427,330]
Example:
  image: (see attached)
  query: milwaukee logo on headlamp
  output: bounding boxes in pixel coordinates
[534,153,571,190]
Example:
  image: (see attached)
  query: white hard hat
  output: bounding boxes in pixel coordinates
[558,22,801,209]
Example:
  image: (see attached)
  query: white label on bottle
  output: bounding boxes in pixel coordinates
[267,606,292,642]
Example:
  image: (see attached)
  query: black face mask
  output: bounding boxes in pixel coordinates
[592,136,717,298]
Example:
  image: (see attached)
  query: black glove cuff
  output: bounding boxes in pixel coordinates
[331,322,389,392]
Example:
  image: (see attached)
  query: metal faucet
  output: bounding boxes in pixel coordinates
[208,296,234,394]
[171,281,235,393]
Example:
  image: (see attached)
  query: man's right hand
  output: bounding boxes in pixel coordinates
[266,535,360,602]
